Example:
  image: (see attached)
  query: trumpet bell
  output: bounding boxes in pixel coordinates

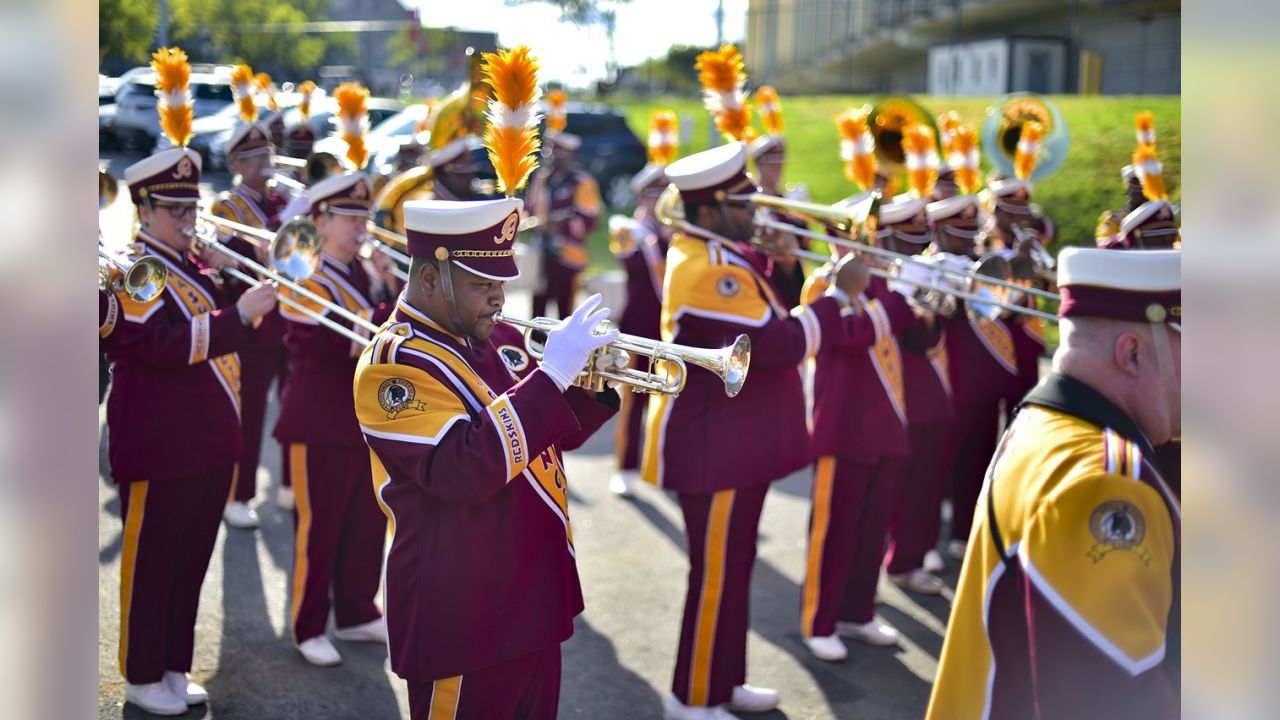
[121,256,168,303]
[982,93,1070,181]
[712,334,751,398]
[271,218,324,282]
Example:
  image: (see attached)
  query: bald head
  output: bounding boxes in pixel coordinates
[1053,316,1181,445]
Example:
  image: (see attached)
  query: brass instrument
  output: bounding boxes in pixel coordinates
[99,250,167,303]
[99,170,119,209]
[495,313,751,398]
[869,96,938,173]
[190,214,380,344]
[982,93,1070,181]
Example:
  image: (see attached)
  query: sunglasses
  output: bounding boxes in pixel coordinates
[154,203,198,219]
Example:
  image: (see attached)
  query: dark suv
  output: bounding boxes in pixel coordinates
[561,104,647,208]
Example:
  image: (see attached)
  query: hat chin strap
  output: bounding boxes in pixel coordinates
[437,257,472,350]
[1150,319,1179,444]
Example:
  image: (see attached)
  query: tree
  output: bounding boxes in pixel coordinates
[632,45,710,94]
[99,0,159,66]
[166,0,353,76]
[505,0,630,25]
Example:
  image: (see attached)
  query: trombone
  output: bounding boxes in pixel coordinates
[99,249,168,303]
[741,192,1064,305]
[189,214,381,345]
[495,313,751,398]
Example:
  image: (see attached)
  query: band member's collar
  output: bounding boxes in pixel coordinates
[236,183,263,203]
[1020,372,1157,461]
[678,223,753,262]
[394,295,466,343]
[319,252,352,275]
[136,229,184,262]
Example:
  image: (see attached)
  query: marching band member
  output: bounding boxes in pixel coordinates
[210,67,293,528]
[1116,143,1180,250]
[283,81,319,161]
[927,177,1019,562]
[354,46,622,718]
[108,47,278,716]
[607,109,677,497]
[527,130,603,319]
[748,85,806,306]
[274,83,400,667]
[928,247,1181,719]
[643,137,865,719]
[423,135,483,201]
[798,124,939,662]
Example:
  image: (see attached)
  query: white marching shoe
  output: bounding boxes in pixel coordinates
[837,620,900,646]
[163,670,209,704]
[947,539,968,561]
[923,549,945,573]
[124,681,187,715]
[223,501,259,529]
[297,635,343,666]
[334,616,388,643]
[608,470,639,497]
[803,634,848,662]
[662,695,741,720]
[277,486,296,510]
[727,684,779,713]
[889,569,945,595]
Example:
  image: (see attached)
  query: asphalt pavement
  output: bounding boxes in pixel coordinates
[97,149,959,719]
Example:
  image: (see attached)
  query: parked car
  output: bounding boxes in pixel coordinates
[114,72,236,151]
[561,104,647,208]
[99,103,118,149]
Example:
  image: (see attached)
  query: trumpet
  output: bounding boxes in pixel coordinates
[99,249,167,303]
[495,313,751,398]
[189,214,381,345]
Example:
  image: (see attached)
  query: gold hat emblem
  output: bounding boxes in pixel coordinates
[174,156,194,179]
[353,181,368,200]
[494,212,519,245]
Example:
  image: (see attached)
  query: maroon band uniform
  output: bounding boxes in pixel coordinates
[527,135,602,318]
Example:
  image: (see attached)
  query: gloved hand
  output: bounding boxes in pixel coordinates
[889,259,933,298]
[593,345,631,391]
[539,294,619,392]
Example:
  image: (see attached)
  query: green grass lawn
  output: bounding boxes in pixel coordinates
[578,94,1180,347]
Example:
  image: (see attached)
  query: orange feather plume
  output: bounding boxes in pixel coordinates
[936,110,963,156]
[297,81,316,121]
[546,89,568,135]
[231,65,257,123]
[481,45,543,196]
[902,124,938,199]
[648,110,679,166]
[150,47,193,148]
[949,124,981,195]
[1132,145,1168,201]
[254,72,278,111]
[333,82,370,169]
[835,107,877,190]
[1135,111,1156,148]
[756,85,783,137]
[695,45,755,142]
[1014,120,1044,181]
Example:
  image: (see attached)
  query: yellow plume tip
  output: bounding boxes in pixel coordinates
[150,47,193,148]
[334,82,370,169]
[481,45,543,196]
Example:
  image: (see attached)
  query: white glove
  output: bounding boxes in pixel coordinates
[889,260,933,298]
[539,294,619,392]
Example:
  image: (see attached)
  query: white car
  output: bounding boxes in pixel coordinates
[113,71,236,151]
[208,96,404,170]
[155,92,302,163]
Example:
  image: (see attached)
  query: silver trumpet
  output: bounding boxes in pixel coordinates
[494,313,751,398]
[99,249,168,303]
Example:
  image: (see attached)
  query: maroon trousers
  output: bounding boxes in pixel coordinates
[672,484,769,707]
[533,256,579,320]
[613,374,649,472]
[117,468,232,684]
[947,402,1003,543]
[800,455,902,638]
[406,644,562,720]
[284,442,386,643]
[231,347,287,503]
[884,423,948,575]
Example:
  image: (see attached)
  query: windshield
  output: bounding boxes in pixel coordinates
[370,111,423,138]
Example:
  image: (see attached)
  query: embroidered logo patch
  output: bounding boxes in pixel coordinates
[377,377,426,419]
[717,274,740,297]
[1087,500,1150,565]
[498,344,530,373]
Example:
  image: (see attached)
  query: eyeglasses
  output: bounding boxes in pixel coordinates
[154,203,198,219]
